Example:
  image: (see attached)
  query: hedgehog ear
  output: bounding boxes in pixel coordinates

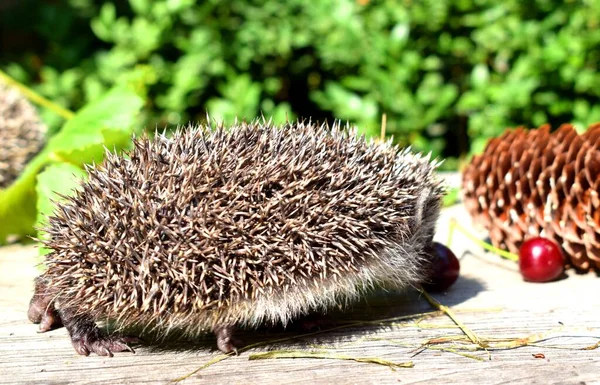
[413,186,431,228]
[412,186,439,245]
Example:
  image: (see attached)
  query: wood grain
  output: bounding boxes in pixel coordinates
[1,202,599,384]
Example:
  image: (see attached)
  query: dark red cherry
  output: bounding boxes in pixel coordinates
[518,237,564,282]
[422,242,460,292]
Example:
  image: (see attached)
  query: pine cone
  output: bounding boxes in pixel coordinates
[0,82,47,188]
[462,123,600,272]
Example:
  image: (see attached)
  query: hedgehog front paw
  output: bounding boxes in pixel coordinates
[28,277,63,332]
[71,334,138,357]
[28,298,62,332]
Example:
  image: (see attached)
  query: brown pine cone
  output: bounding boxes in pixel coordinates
[0,82,47,188]
[462,123,600,272]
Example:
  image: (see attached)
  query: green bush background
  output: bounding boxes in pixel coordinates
[2,0,600,169]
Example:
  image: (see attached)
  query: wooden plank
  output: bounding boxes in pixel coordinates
[0,204,599,384]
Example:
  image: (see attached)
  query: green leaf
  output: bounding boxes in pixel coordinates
[0,153,49,242]
[47,87,144,165]
[130,0,151,15]
[456,91,487,113]
[91,3,117,42]
[471,64,489,89]
[35,163,88,256]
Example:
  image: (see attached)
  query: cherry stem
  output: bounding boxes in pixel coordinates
[447,218,519,262]
[0,69,75,120]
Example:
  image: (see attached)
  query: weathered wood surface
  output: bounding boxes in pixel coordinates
[1,201,599,384]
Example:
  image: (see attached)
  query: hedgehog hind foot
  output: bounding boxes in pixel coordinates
[28,277,62,332]
[59,307,138,357]
[212,325,241,354]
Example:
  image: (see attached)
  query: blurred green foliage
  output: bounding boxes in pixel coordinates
[2,0,600,168]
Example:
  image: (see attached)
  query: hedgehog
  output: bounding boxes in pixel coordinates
[28,120,445,356]
[0,81,47,188]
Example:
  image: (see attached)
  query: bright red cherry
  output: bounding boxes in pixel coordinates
[421,242,460,292]
[518,237,565,282]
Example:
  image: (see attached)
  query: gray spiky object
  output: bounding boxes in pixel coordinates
[0,82,47,188]
[28,120,445,356]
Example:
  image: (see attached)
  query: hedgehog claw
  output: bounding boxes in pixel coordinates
[71,334,136,357]
[38,308,62,332]
[74,342,90,356]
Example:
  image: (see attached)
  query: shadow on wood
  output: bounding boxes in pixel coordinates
[101,277,485,355]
